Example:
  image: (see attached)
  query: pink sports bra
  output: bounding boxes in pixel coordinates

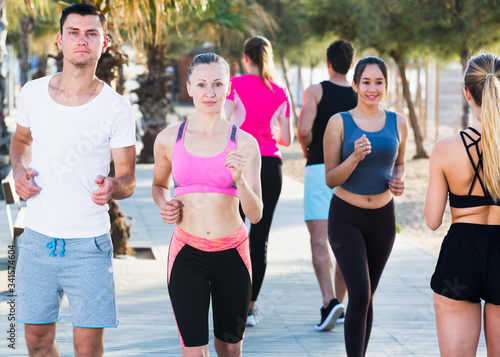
[172,120,239,197]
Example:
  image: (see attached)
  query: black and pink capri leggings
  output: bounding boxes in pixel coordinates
[167,224,252,347]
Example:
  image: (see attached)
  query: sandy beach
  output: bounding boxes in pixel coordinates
[281,124,458,257]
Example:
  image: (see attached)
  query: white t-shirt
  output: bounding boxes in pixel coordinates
[16,74,136,238]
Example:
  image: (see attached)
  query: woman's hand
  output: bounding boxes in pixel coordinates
[389,177,405,196]
[160,199,181,224]
[354,134,371,161]
[225,149,246,183]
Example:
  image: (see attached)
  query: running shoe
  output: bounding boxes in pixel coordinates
[337,311,345,324]
[247,307,259,326]
[315,298,344,331]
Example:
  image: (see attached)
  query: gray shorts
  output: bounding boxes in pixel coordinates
[16,227,118,328]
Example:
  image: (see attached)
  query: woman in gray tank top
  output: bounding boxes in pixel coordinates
[323,56,409,357]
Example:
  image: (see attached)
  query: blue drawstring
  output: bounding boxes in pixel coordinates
[46,238,65,257]
[59,239,65,257]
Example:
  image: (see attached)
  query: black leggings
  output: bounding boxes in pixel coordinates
[241,156,283,302]
[328,195,396,357]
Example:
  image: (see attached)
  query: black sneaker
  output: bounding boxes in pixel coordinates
[337,312,345,324]
[314,298,344,331]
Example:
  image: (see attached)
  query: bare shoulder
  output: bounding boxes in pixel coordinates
[328,113,344,128]
[431,133,461,157]
[304,83,322,102]
[155,124,180,149]
[395,112,409,138]
[237,129,259,154]
[395,112,408,125]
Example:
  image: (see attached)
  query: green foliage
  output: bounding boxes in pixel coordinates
[414,0,500,60]
[285,35,336,68]
[304,0,432,157]
[305,0,500,64]
[6,0,59,56]
[305,0,430,63]
[254,0,309,58]
[396,223,402,234]
[174,0,275,61]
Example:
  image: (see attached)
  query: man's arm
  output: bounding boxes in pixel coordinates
[92,146,136,205]
[10,124,40,199]
[297,84,321,157]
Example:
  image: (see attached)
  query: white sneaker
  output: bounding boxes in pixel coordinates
[247,307,259,326]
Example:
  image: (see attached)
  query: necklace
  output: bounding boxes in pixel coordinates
[55,74,99,106]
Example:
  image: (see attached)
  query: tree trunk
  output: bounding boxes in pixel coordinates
[297,65,303,107]
[309,63,316,86]
[391,52,428,158]
[117,65,126,96]
[19,15,34,86]
[460,45,470,129]
[96,43,128,93]
[32,54,47,80]
[238,58,246,74]
[94,26,133,257]
[134,44,171,163]
[279,54,299,127]
[0,0,8,152]
[49,51,64,72]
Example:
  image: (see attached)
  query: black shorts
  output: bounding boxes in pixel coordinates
[431,223,500,304]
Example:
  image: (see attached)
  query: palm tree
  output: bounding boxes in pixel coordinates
[181,0,276,61]
[16,0,53,85]
[121,0,201,163]
[1,0,53,158]
[128,0,275,162]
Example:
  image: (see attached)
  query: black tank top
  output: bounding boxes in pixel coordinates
[306,81,357,166]
[449,127,500,208]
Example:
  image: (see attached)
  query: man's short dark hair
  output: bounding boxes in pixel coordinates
[60,3,107,34]
[326,40,355,75]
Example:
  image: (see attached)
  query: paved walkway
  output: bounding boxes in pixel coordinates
[0,164,488,356]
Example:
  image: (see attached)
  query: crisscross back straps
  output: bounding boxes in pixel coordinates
[460,127,487,196]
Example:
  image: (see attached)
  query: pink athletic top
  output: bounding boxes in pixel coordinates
[171,120,239,197]
[227,74,291,158]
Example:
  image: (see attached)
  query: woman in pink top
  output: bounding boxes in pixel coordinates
[225,36,293,326]
[153,53,263,356]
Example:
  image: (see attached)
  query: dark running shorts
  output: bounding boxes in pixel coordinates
[431,223,500,304]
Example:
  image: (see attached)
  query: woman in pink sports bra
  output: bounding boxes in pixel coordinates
[152,53,263,356]
[225,36,292,326]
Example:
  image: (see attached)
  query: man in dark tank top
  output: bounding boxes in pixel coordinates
[298,40,357,331]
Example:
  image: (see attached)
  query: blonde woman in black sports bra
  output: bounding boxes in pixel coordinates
[425,53,500,357]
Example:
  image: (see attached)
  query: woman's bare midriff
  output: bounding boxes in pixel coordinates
[334,186,393,209]
[175,192,243,239]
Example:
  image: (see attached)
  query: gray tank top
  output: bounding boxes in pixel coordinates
[340,110,399,195]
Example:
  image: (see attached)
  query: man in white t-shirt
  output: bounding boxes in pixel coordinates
[10,4,136,356]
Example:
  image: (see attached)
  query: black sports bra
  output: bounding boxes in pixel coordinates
[449,127,500,208]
